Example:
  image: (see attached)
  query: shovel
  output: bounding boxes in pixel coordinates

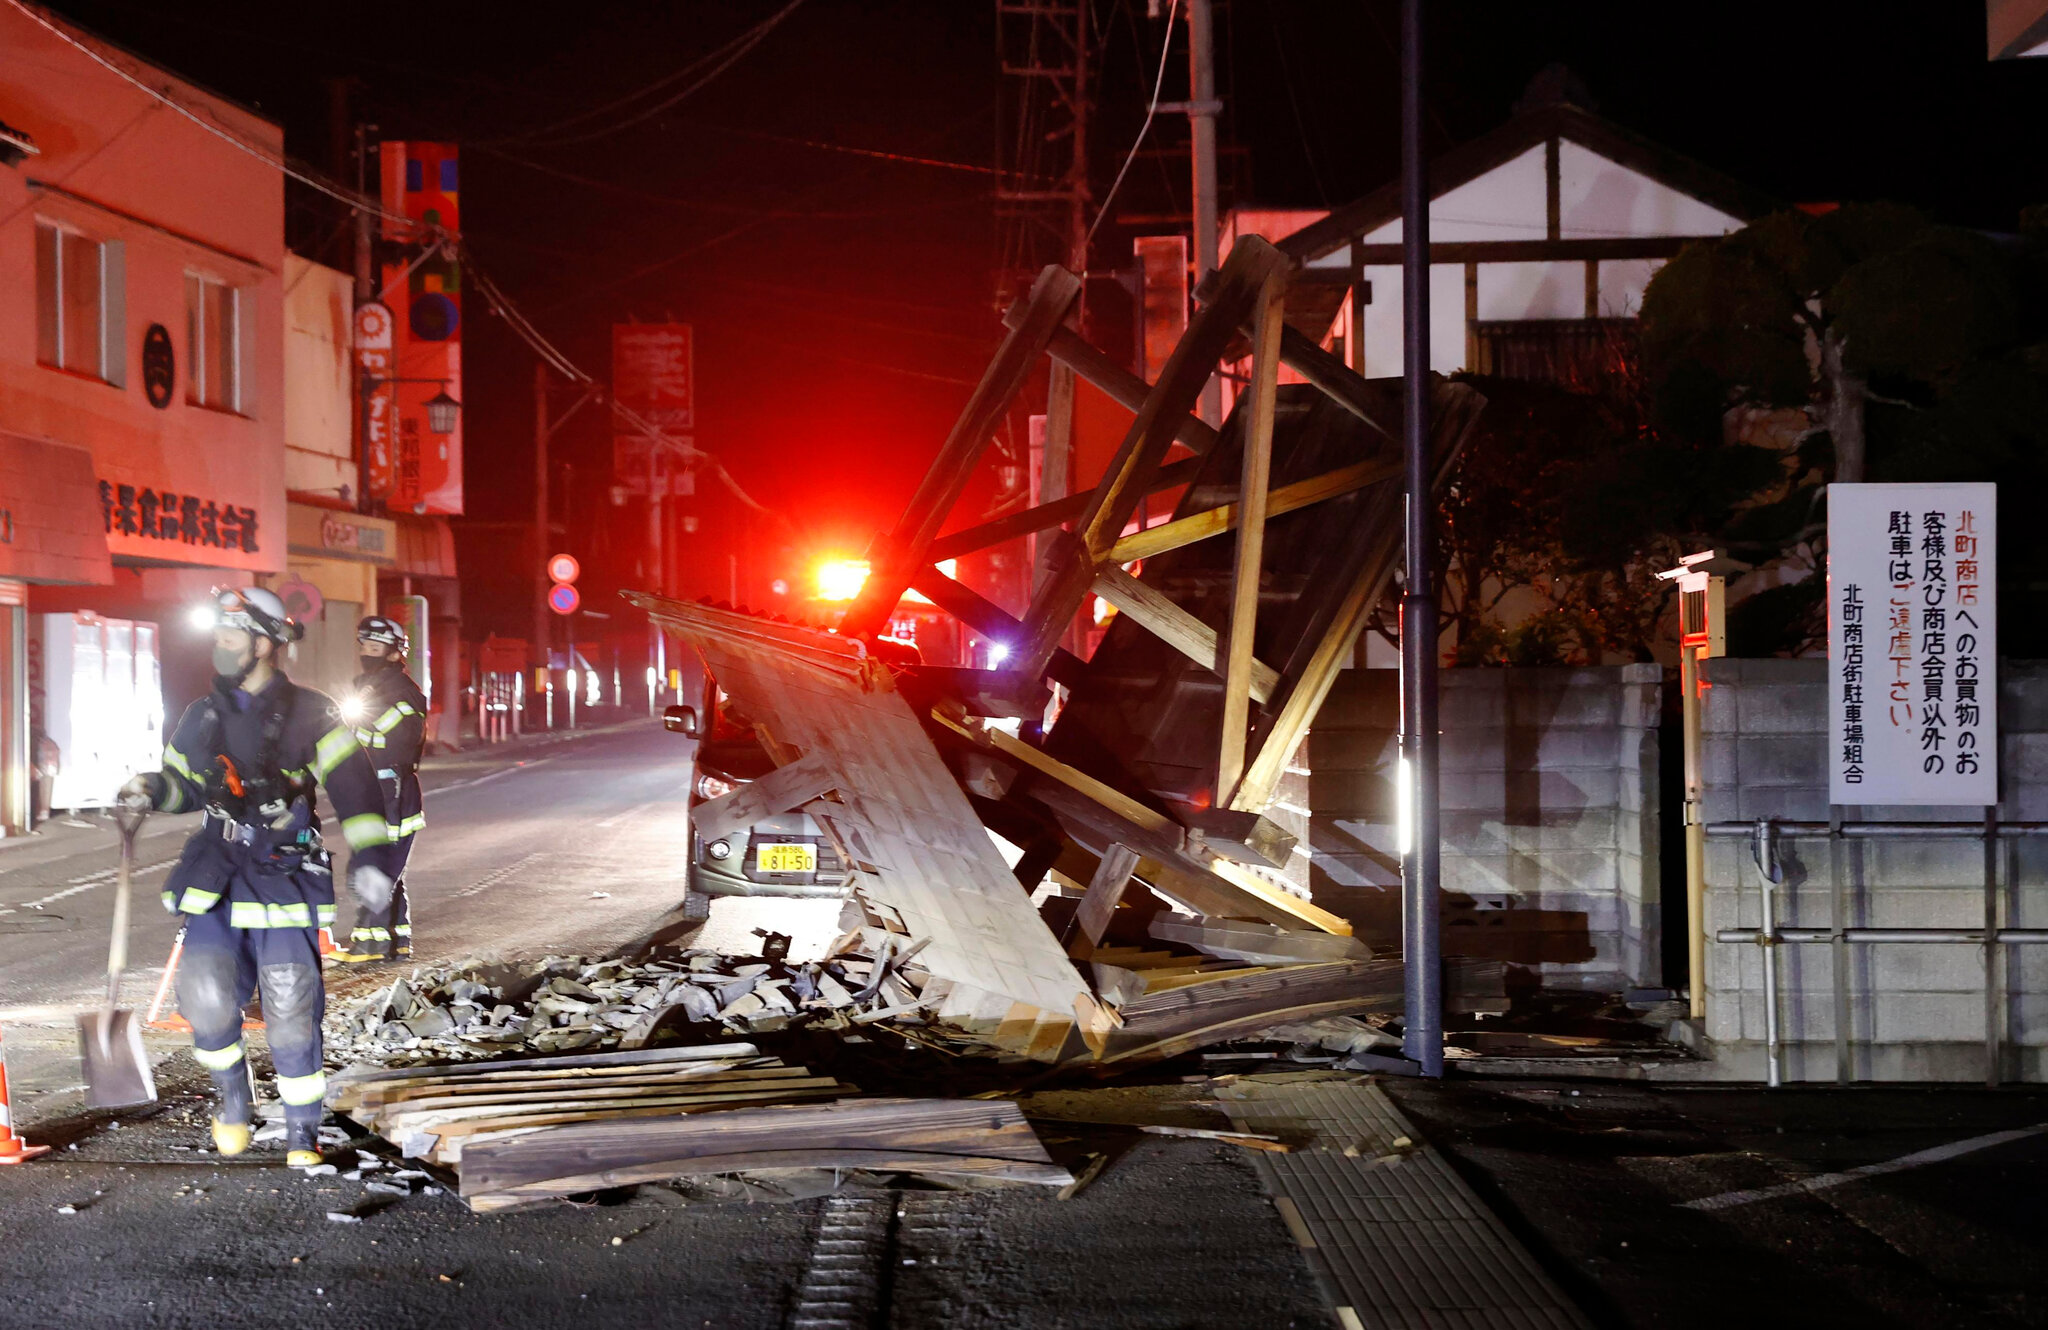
[77,805,157,1110]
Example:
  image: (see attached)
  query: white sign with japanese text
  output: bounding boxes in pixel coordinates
[1829,483,1996,806]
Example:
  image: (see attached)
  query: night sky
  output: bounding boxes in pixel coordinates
[38,0,2048,634]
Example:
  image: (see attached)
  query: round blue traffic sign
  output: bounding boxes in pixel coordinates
[547,583,581,615]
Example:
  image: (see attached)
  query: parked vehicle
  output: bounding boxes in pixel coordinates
[664,702,853,919]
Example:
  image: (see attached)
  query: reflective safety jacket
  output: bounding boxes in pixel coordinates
[349,665,427,842]
[151,672,399,930]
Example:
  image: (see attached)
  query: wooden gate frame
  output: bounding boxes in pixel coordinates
[842,236,1481,818]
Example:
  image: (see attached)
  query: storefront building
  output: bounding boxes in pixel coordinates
[1,7,286,817]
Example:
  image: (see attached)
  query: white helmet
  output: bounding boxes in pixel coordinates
[209,586,302,644]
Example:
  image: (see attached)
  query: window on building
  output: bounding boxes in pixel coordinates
[1470,318,1640,394]
[35,220,120,382]
[186,273,241,411]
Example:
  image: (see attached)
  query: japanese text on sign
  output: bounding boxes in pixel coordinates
[1829,483,1995,805]
[99,481,259,553]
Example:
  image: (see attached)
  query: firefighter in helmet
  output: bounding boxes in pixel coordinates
[118,587,400,1166]
[333,614,427,963]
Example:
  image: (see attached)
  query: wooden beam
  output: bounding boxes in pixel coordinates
[1218,267,1285,799]
[905,566,1090,689]
[1091,565,1279,704]
[1003,310,1221,457]
[1066,843,1140,961]
[842,265,1081,636]
[1229,383,1488,812]
[1014,238,1291,679]
[928,455,1205,563]
[1106,457,1400,563]
[1278,323,1394,441]
[693,748,843,841]
[929,709,1177,837]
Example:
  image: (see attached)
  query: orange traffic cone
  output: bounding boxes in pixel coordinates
[0,1027,52,1164]
[144,926,190,1033]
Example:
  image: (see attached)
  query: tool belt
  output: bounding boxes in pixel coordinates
[203,805,320,867]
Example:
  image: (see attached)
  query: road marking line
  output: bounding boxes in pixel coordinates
[453,851,548,899]
[427,757,556,798]
[595,797,678,831]
[1,858,177,913]
[1679,1122,2048,1212]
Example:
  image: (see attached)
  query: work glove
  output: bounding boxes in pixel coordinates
[118,773,163,811]
[349,862,396,913]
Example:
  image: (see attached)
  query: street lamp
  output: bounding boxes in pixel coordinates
[423,387,462,436]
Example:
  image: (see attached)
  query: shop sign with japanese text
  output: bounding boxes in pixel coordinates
[1829,482,1996,805]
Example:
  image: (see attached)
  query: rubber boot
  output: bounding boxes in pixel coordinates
[285,1115,322,1169]
[210,1067,254,1157]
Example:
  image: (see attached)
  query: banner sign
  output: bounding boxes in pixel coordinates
[375,142,463,515]
[612,324,693,497]
[1829,482,1997,805]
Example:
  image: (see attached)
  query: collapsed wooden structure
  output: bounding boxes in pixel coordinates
[629,235,1489,1061]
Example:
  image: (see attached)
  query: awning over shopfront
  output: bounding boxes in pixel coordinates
[390,513,457,580]
[0,432,113,586]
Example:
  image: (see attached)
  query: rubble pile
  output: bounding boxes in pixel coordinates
[324,935,911,1070]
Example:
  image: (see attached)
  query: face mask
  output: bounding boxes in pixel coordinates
[359,654,390,676]
[214,642,253,678]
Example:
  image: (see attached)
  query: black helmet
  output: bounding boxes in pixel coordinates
[356,614,409,654]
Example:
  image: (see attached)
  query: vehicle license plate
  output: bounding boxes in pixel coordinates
[756,843,816,873]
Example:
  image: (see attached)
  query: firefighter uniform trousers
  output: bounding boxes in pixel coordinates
[176,893,327,1130]
[349,829,414,955]
[347,673,426,959]
[150,671,399,1131]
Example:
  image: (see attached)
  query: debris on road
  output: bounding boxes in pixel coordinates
[328,1039,1070,1212]
[323,946,885,1069]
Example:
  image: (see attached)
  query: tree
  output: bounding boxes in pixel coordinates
[1640,203,2048,654]
[1432,369,1782,666]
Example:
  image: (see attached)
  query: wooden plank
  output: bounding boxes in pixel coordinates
[692,748,843,841]
[457,1097,1070,1200]
[1091,565,1279,704]
[377,1078,849,1130]
[327,1043,762,1108]
[1004,312,1221,456]
[1065,843,1140,961]
[929,709,1176,836]
[1181,808,1297,870]
[1218,267,1286,799]
[928,455,1205,563]
[359,1068,825,1115]
[1105,457,1400,564]
[1095,959,1405,1064]
[1014,238,1291,679]
[1147,917,1372,965]
[354,1063,795,1110]
[842,264,1082,636]
[1197,855,1352,936]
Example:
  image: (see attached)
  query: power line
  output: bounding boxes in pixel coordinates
[8,0,428,238]
[508,0,806,148]
[1085,0,1180,252]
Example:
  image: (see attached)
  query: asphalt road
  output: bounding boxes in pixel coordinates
[0,721,710,1097]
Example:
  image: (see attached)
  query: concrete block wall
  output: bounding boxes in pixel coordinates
[1304,664,1664,988]
[1698,657,2048,1082]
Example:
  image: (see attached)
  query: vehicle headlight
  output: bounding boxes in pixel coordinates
[697,773,737,801]
[706,839,732,860]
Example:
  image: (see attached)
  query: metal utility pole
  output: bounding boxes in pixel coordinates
[1399,0,1443,1079]
[534,361,552,660]
[352,122,374,304]
[1185,0,1221,426]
